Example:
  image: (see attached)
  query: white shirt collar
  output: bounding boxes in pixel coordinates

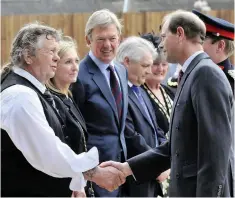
[13,66,46,94]
[181,51,204,73]
[89,51,115,72]
[128,81,133,87]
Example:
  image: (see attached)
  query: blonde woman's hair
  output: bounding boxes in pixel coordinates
[46,36,78,97]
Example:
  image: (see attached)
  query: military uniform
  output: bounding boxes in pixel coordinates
[193,9,235,93]
[218,58,234,93]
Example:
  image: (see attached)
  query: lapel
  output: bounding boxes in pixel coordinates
[63,97,87,131]
[115,63,128,126]
[141,88,157,129]
[85,55,119,124]
[128,86,154,130]
[168,52,209,146]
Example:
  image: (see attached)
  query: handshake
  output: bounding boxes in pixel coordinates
[83,161,132,192]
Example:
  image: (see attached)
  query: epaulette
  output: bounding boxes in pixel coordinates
[228,69,235,80]
[167,77,178,87]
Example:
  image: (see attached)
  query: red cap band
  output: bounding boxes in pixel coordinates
[205,23,234,40]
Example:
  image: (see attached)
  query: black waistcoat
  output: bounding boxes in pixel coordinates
[1,71,72,197]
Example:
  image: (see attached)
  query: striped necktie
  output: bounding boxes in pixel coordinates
[108,65,123,120]
[177,70,184,84]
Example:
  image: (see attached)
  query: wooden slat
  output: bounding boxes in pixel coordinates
[1,10,234,65]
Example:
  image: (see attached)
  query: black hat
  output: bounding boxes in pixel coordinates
[139,33,162,49]
[192,9,234,41]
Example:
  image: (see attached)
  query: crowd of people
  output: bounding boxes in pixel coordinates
[1,8,234,197]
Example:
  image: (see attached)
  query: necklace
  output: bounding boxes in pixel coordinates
[143,84,173,122]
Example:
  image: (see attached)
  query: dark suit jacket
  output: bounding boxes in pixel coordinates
[71,55,128,197]
[125,85,166,197]
[127,53,234,197]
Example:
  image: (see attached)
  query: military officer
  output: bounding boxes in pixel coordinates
[193,9,234,93]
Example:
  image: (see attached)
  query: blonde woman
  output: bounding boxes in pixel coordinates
[47,36,91,197]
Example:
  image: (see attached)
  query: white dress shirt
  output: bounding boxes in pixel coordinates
[0,67,99,191]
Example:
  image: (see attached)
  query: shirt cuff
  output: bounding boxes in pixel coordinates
[69,174,87,191]
[132,173,137,181]
[69,147,99,191]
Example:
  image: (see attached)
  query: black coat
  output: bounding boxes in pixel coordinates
[127,53,234,197]
[124,86,166,197]
[50,89,87,154]
[142,84,175,135]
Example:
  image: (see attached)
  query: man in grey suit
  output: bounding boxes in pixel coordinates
[71,9,128,197]
[116,36,168,197]
[101,10,234,197]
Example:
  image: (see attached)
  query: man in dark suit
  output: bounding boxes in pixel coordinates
[101,10,234,197]
[115,36,168,197]
[192,9,235,94]
[71,9,128,197]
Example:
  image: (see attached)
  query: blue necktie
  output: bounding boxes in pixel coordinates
[131,85,159,146]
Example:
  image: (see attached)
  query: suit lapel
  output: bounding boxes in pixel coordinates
[168,52,209,146]
[141,88,157,129]
[85,55,119,123]
[128,86,154,130]
[115,63,128,126]
[63,98,87,130]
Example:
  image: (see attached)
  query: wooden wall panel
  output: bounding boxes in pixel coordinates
[1,10,234,65]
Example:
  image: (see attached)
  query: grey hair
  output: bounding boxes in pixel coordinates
[85,9,122,40]
[2,21,62,75]
[163,10,206,43]
[115,36,157,64]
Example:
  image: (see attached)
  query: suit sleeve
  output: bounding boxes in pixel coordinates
[127,140,171,182]
[125,107,152,158]
[156,126,167,145]
[191,66,233,197]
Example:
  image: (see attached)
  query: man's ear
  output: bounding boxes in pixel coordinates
[176,26,185,42]
[216,39,226,53]
[86,35,91,46]
[123,56,130,68]
[23,49,33,65]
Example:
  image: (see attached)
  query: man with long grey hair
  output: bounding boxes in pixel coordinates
[101,10,234,197]
[1,22,125,197]
[115,36,168,197]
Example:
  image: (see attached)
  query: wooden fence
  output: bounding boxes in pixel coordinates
[1,10,234,65]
